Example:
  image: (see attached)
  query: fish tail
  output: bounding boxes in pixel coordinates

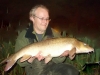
[0,58,8,64]
[4,59,16,71]
[0,55,17,71]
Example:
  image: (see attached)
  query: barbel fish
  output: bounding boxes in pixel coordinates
[0,37,94,71]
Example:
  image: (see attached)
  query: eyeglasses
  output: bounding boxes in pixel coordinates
[33,15,51,22]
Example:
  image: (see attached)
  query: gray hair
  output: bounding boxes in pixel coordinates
[29,5,49,17]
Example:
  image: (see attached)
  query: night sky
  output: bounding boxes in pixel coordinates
[0,0,100,38]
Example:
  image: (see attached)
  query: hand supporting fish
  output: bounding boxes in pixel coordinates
[0,37,94,71]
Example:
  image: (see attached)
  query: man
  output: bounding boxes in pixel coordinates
[15,4,79,75]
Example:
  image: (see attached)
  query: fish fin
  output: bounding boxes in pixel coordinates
[4,59,16,71]
[20,55,32,62]
[0,58,8,64]
[28,57,36,63]
[60,50,69,57]
[69,54,75,60]
[69,48,76,60]
[0,54,14,64]
[45,55,52,64]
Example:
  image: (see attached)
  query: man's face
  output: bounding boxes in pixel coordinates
[31,7,50,34]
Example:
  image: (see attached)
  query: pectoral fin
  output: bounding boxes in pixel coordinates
[69,54,75,60]
[20,55,32,62]
[60,50,69,57]
[45,55,52,64]
[69,48,76,60]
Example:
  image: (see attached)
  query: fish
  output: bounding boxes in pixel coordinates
[0,37,94,71]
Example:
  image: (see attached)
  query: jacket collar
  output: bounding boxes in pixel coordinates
[25,24,53,39]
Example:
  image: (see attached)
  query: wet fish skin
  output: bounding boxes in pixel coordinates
[0,37,94,71]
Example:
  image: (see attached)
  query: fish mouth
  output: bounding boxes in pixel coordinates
[77,49,94,54]
[86,49,94,54]
[88,51,94,54]
[90,49,94,52]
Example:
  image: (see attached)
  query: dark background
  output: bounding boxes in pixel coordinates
[0,0,100,39]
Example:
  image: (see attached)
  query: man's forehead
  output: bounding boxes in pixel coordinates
[35,7,48,13]
[35,7,49,17]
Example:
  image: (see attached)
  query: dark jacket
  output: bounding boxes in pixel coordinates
[15,25,66,75]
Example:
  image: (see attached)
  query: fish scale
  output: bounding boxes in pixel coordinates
[0,37,94,71]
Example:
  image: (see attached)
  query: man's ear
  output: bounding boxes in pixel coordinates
[29,16,34,22]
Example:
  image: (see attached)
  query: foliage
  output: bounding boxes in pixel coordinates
[0,41,25,75]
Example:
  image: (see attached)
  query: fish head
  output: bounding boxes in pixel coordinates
[75,41,94,54]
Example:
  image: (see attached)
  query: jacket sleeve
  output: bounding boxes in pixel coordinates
[15,30,30,67]
[51,28,66,63]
